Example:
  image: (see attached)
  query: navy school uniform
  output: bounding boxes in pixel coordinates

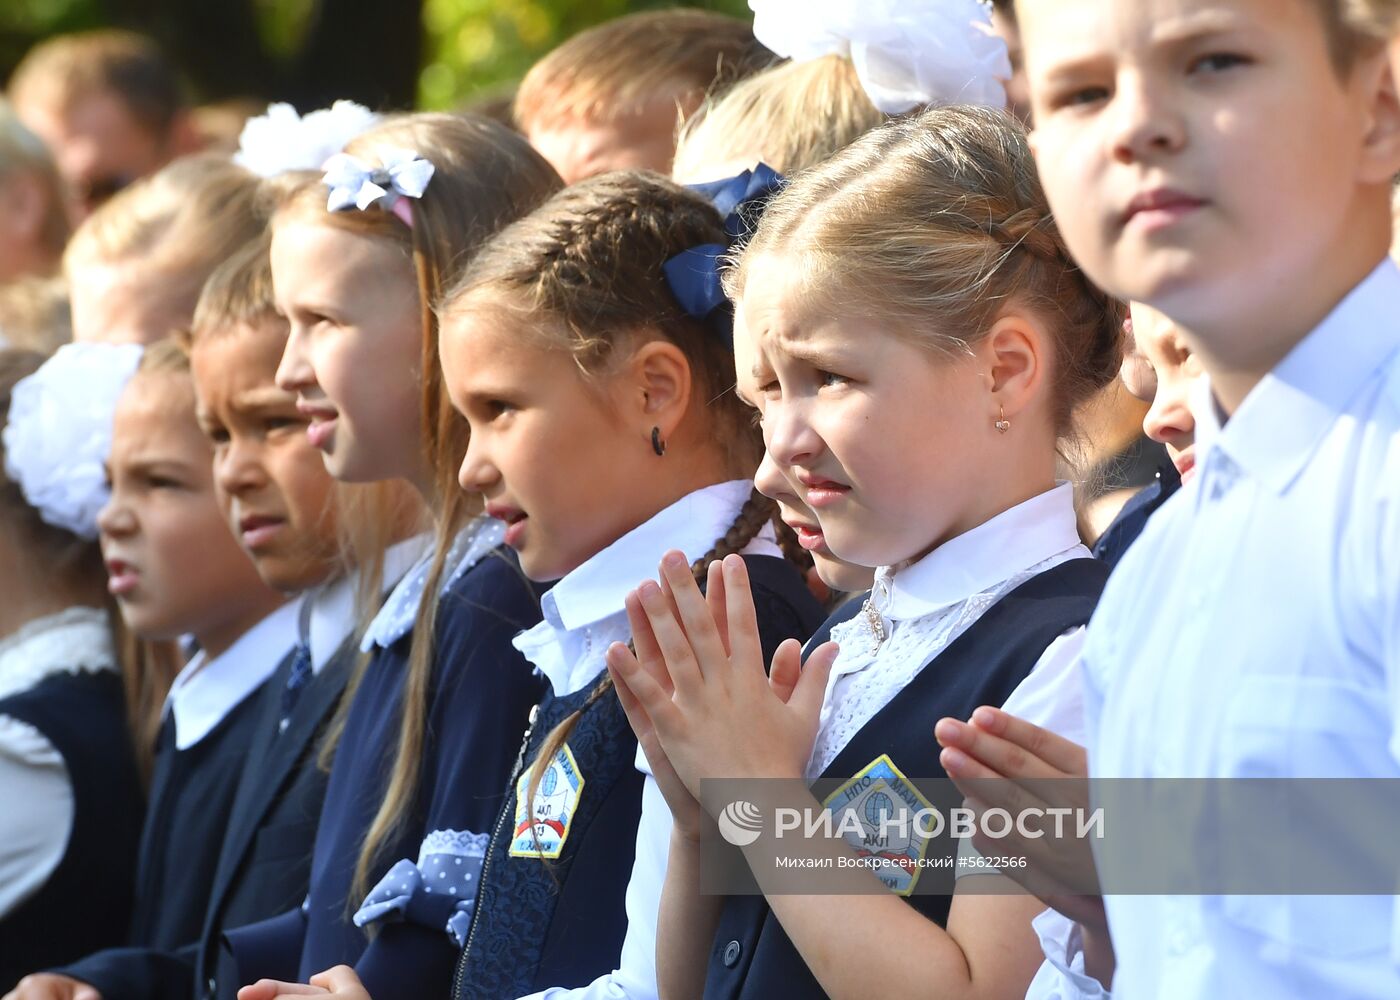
[1091,460,1182,569]
[701,557,1109,1000]
[224,518,546,1000]
[128,601,300,952]
[0,610,144,993]
[453,547,826,1000]
[50,585,366,997]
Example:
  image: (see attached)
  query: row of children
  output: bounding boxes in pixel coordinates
[0,0,1397,998]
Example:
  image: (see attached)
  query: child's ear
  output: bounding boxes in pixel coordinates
[979,310,1046,418]
[1356,53,1400,184]
[628,339,693,437]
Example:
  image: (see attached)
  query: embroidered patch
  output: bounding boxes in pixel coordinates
[509,742,584,859]
[822,754,935,896]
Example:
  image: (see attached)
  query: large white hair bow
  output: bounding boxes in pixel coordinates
[234,100,380,178]
[3,342,144,540]
[322,148,435,226]
[749,0,1010,113]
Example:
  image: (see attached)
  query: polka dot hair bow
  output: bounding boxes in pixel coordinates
[322,147,435,227]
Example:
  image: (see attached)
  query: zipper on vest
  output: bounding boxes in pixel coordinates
[454,701,539,999]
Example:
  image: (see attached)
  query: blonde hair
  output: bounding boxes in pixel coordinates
[64,154,265,331]
[0,99,70,260]
[443,171,794,836]
[515,9,771,132]
[271,112,562,902]
[0,276,71,352]
[729,106,1124,446]
[673,54,886,180]
[8,29,184,135]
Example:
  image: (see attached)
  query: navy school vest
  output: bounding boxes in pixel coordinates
[0,670,144,993]
[702,557,1110,1000]
[453,554,825,1000]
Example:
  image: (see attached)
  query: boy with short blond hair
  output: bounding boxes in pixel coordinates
[1010,0,1400,995]
[515,9,771,184]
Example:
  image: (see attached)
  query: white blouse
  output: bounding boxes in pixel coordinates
[809,482,1090,779]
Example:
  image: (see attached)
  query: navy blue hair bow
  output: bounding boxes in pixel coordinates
[663,163,786,340]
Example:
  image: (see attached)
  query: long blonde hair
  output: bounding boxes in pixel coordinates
[728,106,1124,447]
[272,112,562,902]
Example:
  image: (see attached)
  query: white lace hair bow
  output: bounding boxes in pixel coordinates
[322,148,435,227]
[3,342,144,540]
[234,100,380,179]
[749,0,1010,113]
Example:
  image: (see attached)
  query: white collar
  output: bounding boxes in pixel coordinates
[360,518,503,652]
[546,479,758,632]
[165,600,299,750]
[513,479,769,697]
[305,535,428,671]
[1205,258,1400,495]
[0,606,116,700]
[871,482,1082,621]
[304,573,356,675]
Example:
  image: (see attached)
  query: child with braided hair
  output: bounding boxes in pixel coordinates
[604,105,1125,1000]
[438,170,824,1000]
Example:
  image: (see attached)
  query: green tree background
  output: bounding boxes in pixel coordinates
[1,0,751,112]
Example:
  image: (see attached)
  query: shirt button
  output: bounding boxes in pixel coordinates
[722,939,743,967]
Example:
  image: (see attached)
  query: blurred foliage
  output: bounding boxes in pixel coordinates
[0,0,102,78]
[2,0,752,109]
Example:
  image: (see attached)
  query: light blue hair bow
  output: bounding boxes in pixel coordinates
[322,147,435,225]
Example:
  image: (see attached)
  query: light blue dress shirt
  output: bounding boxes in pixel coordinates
[1030,260,1400,998]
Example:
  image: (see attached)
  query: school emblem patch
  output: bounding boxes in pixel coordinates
[822,754,934,896]
[509,742,584,859]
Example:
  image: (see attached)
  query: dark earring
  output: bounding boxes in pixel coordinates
[651,426,666,456]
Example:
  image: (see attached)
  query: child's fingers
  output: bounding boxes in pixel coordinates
[607,649,656,743]
[940,746,1050,820]
[625,588,663,666]
[622,590,675,696]
[657,550,730,671]
[705,558,731,655]
[934,716,1077,783]
[720,554,764,674]
[788,639,838,721]
[308,966,370,996]
[969,706,1088,777]
[606,643,683,738]
[768,640,803,703]
[238,982,326,1000]
[635,579,707,698]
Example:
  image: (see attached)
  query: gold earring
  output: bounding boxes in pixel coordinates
[995,405,1011,434]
